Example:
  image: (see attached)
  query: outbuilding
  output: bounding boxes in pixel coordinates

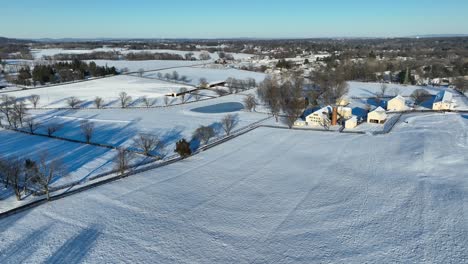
[367,106,387,124]
[345,116,358,129]
[432,90,454,110]
[387,95,407,111]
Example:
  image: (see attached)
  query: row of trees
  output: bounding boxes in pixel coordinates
[257,76,307,128]
[0,153,64,201]
[43,51,215,61]
[15,60,117,86]
[175,114,239,158]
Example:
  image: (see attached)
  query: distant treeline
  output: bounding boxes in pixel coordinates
[14,59,117,86]
[43,51,189,61]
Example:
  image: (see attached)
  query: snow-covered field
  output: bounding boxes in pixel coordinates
[3,75,199,108]
[142,66,267,86]
[31,48,253,61]
[0,112,466,263]
[27,92,267,149]
[89,59,203,72]
[0,128,147,201]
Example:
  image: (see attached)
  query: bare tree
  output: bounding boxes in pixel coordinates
[172,71,179,81]
[411,89,431,105]
[157,72,163,79]
[47,123,63,136]
[179,87,188,103]
[80,121,95,143]
[164,96,170,106]
[192,90,202,101]
[114,148,134,175]
[0,95,15,126]
[311,69,349,105]
[67,96,82,109]
[25,117,39,134]
[133,134,162,156]
[282,98,305,129]
[243,94,257,111]
[221,114,238,135]
[0,157,23,200]
[119,92,132,108]
[257,77,281,121]
[214,88,229,96]
[141,96,156,108]
[13,100,28,126]
[33,154,65,200]
[199,51,211,60]
[94,96,104,108]
[453,77,468,93]
[379,83,388,97]
[28,94,40,108]
[193,125,215,145]
[138,68,145,77]
[199,78,208,88]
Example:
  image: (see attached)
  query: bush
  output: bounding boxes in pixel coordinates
[175,139,191,158]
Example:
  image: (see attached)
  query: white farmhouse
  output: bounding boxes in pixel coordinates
[305,106,332,126]
[432,90,455,110]
[387,95,407,111]
[367,106,387,124]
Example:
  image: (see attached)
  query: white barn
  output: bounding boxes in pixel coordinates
[367,106,387,124]
[387,95,407,111]
[305,106,332,126]
[432,90,455,110]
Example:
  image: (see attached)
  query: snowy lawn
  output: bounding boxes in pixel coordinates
[0,113,466,263]
[142,66,267,86]
[89,59,203,72]
[27,92,268,151]
[0,128,147,192]
[2,75,199,108]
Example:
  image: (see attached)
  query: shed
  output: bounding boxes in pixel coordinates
[345,116,358,129]
[387,95,407,111]
[367,106,387,124]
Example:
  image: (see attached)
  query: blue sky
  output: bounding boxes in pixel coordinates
[2,0,468,39]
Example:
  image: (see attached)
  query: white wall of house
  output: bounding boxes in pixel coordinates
[387,96,406,111]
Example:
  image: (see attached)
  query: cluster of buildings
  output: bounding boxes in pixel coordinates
[294,89,456,130]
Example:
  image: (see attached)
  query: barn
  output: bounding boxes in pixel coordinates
[367,106,387,124]
[432,90,454,110]
[305,106,332,126]
[387,95,406,111]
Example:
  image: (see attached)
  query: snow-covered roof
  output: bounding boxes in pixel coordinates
[372,106,386,113]
[433,90,453,104]
[311,106,332,115]
[389,95,405,103]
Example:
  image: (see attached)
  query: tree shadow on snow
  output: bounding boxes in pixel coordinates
[45,225,101,264]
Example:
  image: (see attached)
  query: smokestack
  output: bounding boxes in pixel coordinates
[332,106,338,126]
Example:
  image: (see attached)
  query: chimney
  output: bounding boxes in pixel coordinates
[331,106,338,126]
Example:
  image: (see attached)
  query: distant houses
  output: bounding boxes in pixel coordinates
[432,90,455,110]
[367,107,387,124]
